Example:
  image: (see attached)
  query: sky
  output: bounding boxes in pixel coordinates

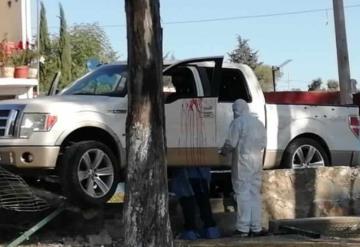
[34,0,360,91]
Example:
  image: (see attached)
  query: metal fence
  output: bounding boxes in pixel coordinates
[0,167,49,212]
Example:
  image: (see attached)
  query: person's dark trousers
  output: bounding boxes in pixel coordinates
[178,178,216,229]
[191,179,216,228]
[179,196,197,230]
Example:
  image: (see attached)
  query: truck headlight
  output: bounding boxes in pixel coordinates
[20,113,57,138]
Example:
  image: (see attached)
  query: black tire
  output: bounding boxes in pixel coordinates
[60,141,119,206]
[281,137,330,169]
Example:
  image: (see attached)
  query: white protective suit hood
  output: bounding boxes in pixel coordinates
[232,99,250,119]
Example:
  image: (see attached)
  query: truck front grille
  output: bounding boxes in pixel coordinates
[0,110,18,138]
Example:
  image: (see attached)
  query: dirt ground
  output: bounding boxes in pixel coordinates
[2,204,360,247]
[1,192,360,247]
[0,204,124,246]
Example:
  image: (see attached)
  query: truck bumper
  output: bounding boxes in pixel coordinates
[0,146,59,168]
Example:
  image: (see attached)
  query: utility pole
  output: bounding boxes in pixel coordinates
[271,66,277,92]
[272,59,292,91]
[333,0,352,104]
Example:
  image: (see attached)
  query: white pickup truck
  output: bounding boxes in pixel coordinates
[0,56,359,205]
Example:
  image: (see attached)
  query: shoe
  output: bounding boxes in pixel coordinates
[179,230,199,240]
[233,229,249,238]
[201,226,221,239]
[249,230,269,237]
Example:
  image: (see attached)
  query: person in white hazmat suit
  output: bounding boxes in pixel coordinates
[221,99,267,237]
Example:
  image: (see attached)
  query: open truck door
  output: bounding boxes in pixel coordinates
[163,56,223,166]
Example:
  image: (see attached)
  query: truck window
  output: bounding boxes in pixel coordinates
[218,68,251,103]
[62,65,127,96]
[197,67,213,97]
[164,66,197,103]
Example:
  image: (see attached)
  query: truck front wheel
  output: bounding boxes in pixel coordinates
[60,141,119,206]
[282,137,329,169]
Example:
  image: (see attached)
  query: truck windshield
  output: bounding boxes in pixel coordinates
[61,65,127,96]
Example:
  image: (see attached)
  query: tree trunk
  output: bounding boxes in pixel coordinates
[124,1,173,247]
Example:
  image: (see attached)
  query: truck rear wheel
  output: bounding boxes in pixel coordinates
[60,141,119,206]
[282,137,329,169]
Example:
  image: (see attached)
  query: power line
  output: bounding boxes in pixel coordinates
[164,4,360,25]
[39,3,360,30]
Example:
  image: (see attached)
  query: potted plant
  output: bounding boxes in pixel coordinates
[27,50,39,79]
[28,64,38,79]
[1,60,15,78]
[11,49,29,78]
[0,38,15,78]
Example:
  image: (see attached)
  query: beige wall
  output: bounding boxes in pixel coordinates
[0,0,23,42]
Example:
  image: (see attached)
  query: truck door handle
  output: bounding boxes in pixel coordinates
[111,109,127,114]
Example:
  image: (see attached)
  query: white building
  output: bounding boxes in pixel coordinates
[0,0,32,45]
[0,0,37,99]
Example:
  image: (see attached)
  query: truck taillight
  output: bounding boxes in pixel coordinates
[349,115,360,137]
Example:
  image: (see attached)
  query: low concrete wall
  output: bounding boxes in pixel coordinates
[262,166,360,221]
[172,166,360,233]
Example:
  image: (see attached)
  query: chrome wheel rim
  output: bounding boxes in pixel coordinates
[291,145,325,169]
[77,148,114,198]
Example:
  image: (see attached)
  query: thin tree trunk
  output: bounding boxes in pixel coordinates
[124,1,173,247]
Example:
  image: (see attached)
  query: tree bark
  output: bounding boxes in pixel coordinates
[124,1,173,247]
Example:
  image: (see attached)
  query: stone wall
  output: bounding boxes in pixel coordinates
[262,166,360,221]
[172,166,360,233]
